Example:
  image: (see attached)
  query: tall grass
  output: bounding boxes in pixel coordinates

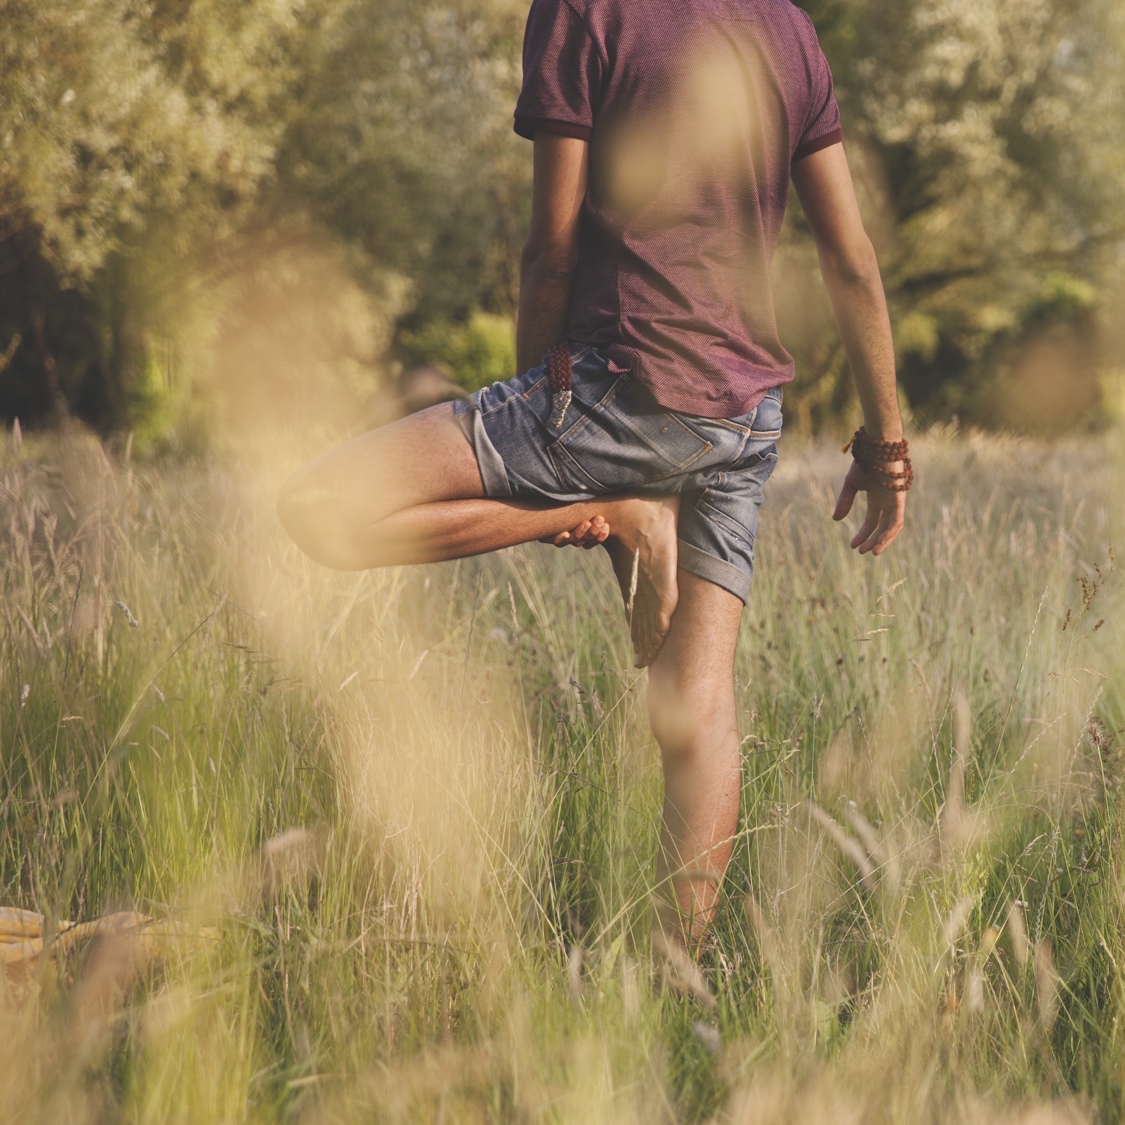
[1,422,1121,1123]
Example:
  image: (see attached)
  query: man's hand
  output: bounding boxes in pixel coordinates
[539,515,610,549]
[832,461,906,556]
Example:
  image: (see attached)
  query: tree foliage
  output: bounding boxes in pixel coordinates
[0,0,305,280]
[0,0,1121,438]
[0,0,318,429]
[791,0,1125,426]
[277,0,528,324]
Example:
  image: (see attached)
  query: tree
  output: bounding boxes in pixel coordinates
[789,0,1125,428]
[276,0,529,326]
[0,0,316,429]
[0,0,530,435]
[2,0,1120,436]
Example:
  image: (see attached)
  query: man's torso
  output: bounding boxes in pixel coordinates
[515,0,842,417]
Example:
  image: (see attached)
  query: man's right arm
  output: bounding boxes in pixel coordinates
[516,133,588,375]
[792,143,907,556]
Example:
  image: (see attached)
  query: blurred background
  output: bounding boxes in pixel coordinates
[2,0,1123,453]
[3,6,1125,1121]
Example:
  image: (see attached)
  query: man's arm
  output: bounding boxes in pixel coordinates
[520,132,610,551]
[516,133,589,374]
[792,143,906,556]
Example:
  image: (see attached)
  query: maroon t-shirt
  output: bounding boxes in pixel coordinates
[515,0,843,417]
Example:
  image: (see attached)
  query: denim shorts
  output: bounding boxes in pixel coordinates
[453,346,782,602]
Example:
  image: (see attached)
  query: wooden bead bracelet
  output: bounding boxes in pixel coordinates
[842,427,915,492]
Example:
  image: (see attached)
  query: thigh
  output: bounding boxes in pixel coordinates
[675,388,783,603]
[284,402,485,526]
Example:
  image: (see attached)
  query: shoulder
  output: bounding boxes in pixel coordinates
[538,0,596,28]
[527,0,601,41]
[739,0,823,39]
[542,0,613,64]
[780,2,826,45]
[755,0,831,71]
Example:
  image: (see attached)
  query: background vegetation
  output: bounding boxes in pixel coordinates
[1,426,1122,1122]
[1,0,1123,444]
[3,4,1125,1122]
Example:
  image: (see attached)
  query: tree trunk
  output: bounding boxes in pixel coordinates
[104,255,136,432]
[24,256,70,425]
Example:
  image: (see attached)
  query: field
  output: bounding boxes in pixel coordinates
[1,423,1123,1123]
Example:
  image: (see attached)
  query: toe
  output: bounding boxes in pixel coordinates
[630,614,648,667]
[634,613,660,669]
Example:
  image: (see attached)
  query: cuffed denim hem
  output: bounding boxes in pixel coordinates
[676,539,752,604]
[454,401,512,498]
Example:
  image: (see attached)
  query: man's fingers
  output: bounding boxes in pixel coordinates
[579,516,610,546]
[833,479,857,522]
[859,497,907,556]
[542,515,612,549]
[582,521,610,548]
[850,509,878,550]
[871,499,906,556]
[871,521,903,555]
[842,472,907,556]
[857,506,892,554]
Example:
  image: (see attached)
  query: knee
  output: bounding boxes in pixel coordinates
[276,475,323,559]
[276,472,358,570]
[647,668,734,758]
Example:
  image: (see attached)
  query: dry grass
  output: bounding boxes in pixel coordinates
[0,421,1122,1123]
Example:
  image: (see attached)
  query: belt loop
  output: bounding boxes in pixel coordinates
[547,341,573,430]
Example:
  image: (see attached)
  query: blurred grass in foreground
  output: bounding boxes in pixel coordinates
[1,423,1122,1123]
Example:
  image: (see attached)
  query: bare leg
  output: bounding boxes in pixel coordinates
[277,403,487,563]
[281,405,747,941]
[646,570,745,948]
[277,404,679,665]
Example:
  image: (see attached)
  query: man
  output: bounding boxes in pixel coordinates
[278,0,909,946]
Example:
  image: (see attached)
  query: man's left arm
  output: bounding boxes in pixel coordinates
[516,133,589,374]
[519,133,610,550]
[792,143,907,556]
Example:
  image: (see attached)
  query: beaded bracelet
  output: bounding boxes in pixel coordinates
[842,426,915,492]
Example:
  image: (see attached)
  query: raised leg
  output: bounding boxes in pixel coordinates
[276,403,487,567]
[646,570,745,947]
[277,404,679,665]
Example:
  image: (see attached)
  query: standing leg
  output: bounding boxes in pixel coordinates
[646,570,745,947]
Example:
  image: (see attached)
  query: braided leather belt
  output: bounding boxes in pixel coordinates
[547,341,573,430]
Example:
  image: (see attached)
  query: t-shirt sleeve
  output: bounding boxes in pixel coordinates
[793,21,843,161]
[514,0,603,142]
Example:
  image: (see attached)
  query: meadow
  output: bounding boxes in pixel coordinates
[1,421,1122,1123]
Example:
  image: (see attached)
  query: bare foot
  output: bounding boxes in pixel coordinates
[601,495,680,668]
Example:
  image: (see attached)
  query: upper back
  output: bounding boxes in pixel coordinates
[514,0,844,416]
